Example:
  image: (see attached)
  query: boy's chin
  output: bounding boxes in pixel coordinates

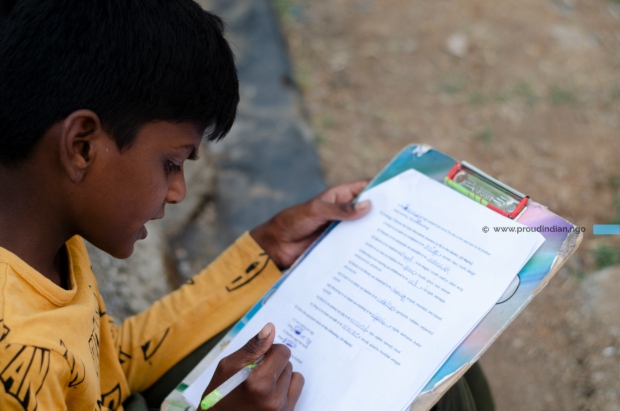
[86,228,145,259]
[92,240,136,260]
[108,245,136,260]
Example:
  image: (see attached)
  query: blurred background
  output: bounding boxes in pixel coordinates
[274,0,620,411]
[274,1,620,409]
[2,0,620,409]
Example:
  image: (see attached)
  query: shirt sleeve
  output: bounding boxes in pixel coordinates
[114,232,281,393]
[0,343,69,411]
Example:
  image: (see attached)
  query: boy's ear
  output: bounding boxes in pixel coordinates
[58,110,106,183]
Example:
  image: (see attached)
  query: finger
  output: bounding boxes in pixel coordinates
[272,361,293,402]
[282,372,305,411]
[249,344,292,391]
[319,180,370,203]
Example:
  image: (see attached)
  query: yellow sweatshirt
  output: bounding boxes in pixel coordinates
[0,233,281,411]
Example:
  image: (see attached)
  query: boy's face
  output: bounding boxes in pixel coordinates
[77,122,202,259]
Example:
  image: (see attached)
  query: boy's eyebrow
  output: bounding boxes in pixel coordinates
[175,145,199,160]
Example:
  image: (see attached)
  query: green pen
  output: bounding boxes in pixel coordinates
[200,356,265,410]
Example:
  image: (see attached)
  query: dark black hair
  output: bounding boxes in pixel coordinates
[0,0,239,165]
[1,0,19,18]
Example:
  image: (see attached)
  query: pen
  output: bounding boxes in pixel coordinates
[200,355,265,410]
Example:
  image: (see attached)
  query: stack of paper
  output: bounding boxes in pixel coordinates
[184,169,545,410]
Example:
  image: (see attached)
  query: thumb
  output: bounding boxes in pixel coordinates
[204,324,275,396]
[234,323,275,365]
[313,199,372,222]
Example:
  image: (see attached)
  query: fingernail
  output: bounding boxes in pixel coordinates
[354,200,371,211]
[258,323,273,340]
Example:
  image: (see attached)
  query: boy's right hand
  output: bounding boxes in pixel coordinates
[202,323,304,411]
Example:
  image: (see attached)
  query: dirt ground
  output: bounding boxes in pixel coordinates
[277,0,620,409]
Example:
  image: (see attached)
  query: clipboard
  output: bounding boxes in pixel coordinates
[162,144,582,411]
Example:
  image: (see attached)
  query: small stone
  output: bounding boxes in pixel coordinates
[525,44,542,58]
[552,0,575,14]
[174,247,188,259]
[356,0,373,13]
[491,160,504,172]
[608,3,620,19]
[360,42,380,58]
[602,346,616,357]
[179,260,192,277]
[445,32,469,58]
[329,51,349,72]
[402,39,418,54]
[592,371,605,383]
[550,25,593,51]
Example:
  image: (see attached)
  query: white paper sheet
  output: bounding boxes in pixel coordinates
[184,169,545,410]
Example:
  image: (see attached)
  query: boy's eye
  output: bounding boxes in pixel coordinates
[164,161,182,175]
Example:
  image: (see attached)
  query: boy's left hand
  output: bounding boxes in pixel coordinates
[250,180,371,269]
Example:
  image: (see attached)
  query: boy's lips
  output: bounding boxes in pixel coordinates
[151,210,165,220]
[138,225,148,240]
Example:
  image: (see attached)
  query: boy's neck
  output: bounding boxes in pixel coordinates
[0,166,72,289]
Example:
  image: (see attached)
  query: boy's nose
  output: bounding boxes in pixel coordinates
[165,174,187,204]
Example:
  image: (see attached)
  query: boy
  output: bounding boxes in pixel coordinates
[0,1,372,409]
[0,1,493,410]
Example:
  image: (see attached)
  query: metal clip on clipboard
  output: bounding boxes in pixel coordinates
[444,161,529,303]
[444,161,529,220]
